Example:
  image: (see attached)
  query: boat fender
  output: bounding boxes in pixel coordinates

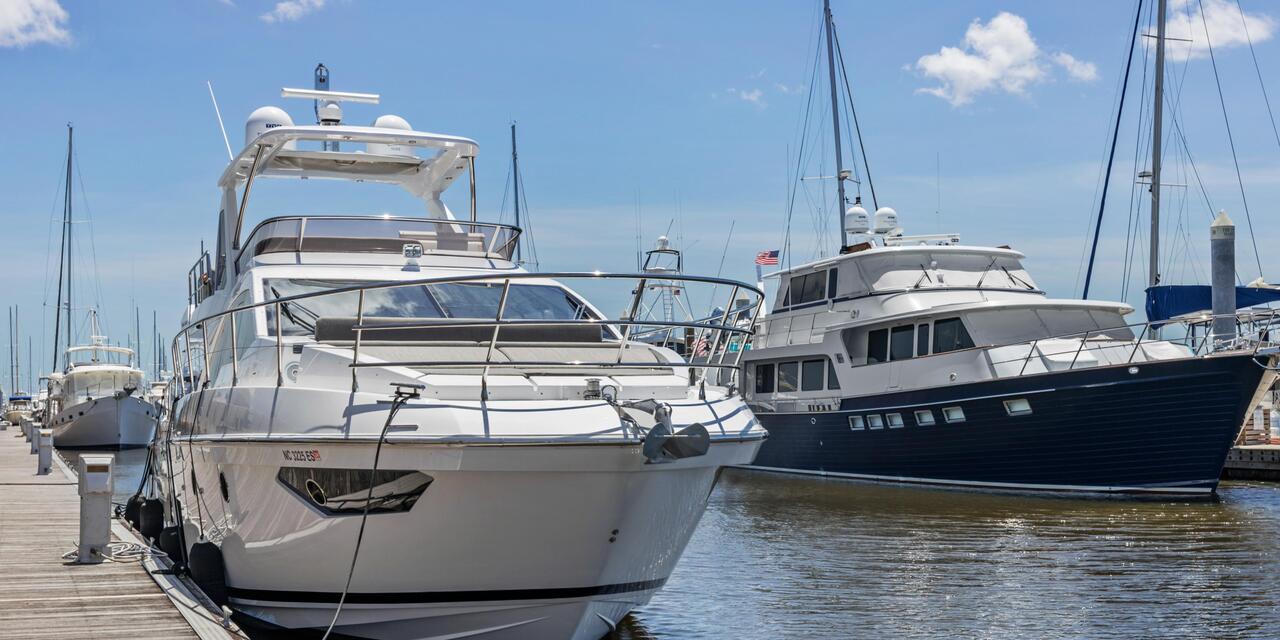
[158,526,184,568]
[189,541,229,606]
[139,499,164,542]
[124,494,145,531]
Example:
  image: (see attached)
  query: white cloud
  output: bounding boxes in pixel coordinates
[0,0,69,48]
[914,12,1096,106]
[261,0,325,23]
[1163,0,1275,59]
[1052,52,1098,81]
[735,88,764,107]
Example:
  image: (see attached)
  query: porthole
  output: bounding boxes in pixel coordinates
[867,414,885,430]
[886,413,905,428]
[849,416,865,431]
[1004,398,1032,417]
[942,406,965,423]
[914,409,936,426]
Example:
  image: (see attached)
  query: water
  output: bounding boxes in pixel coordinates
[622,470,1280,639]
[57,448,149,506]
[77,452,1280,639]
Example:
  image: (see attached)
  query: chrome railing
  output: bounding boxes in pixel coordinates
[984,310,1280,376]
[169,272,764,400]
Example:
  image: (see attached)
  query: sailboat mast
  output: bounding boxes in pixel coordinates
[823,0,849,250]
[51,126,71,372]
[65,125,74,352]
[1149,0,1167,289]
[511,122,522,264]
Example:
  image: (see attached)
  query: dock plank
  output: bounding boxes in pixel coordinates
[0,431,201,640]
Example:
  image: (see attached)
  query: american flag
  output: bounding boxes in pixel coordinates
[755,249,780,266]
[691,334,710,356]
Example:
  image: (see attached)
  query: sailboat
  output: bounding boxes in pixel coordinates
[43,125,158,449]
[738,0,1276,496]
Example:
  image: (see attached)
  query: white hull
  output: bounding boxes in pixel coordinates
[165,386,762,639]
[51,394,158,449]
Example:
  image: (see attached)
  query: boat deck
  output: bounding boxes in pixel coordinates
[0,426,236,639]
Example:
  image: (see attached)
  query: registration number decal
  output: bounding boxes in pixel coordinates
[283,449,322,462]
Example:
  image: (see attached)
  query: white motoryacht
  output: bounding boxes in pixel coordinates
[153,67,765,639]
[3,393,33,426]
[47,321,158,449]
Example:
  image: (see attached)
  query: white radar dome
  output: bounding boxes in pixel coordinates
[844,203,870,234]
[245,106,295,148]
[656,235,670,250]
[873,207,899,234]
[367,114,415,156]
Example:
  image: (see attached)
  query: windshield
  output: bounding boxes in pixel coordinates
[263,278,597,336]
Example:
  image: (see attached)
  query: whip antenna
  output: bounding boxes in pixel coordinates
[207,81,233,160]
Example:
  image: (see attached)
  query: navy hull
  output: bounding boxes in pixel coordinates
[750,354,1269,496]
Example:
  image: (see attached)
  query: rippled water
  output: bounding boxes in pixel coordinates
[64,449,1280,639]
[621,470,1280,639]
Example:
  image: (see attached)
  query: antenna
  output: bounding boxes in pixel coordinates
[207,81,233,161]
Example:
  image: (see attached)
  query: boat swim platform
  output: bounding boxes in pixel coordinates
[1223,445,1280,481]
[0,426,244,640]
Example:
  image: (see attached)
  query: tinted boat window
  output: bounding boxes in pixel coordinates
[755,363,775,394]
[867,329,888,364]
[827,360,841,390]
[933,318,975,353]
[827,269,839,299]
[789,272,828,305]
[778,362,799,392]
[277,467,432,516]
[890,325,914,361]
[916,324,930,357]
[801,360,825,391]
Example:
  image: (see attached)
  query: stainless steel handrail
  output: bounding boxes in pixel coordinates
[173,271,765,397]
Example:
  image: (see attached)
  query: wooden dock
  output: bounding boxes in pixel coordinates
[0,427,240,639]
[1223,444,1280,481]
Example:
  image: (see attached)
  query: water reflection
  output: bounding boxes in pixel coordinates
[57,447,149,505]
[624,470,1280,639]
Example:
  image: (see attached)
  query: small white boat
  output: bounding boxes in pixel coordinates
[47,325,158,450]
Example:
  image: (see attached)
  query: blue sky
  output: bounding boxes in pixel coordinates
[1,0,1278,386]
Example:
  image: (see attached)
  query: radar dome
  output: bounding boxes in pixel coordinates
[844,203,870,234]
[656,235,670,250]
[873,207,898,234]
[245,106,295,148]
[367,114,415,156]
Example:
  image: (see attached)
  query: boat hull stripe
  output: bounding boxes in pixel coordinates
[226,578,668,605]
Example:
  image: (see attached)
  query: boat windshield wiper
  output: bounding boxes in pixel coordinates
[912,264,934,289]
[975,257,998,289]
[1002,267,1036,290]
[269,285,318,334]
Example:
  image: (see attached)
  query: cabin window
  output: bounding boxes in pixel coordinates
[778,362,799,392]
[916,324,930,357]
[788,271,828,305]
[827,269,839,300]
[886,413,905,428]
[1004,398,1033,416]
[827,360,841,390]
[801,360,825,391]
[867,329,888,364]
[866,414,885,429]
[933,318,975,354]
[914,409,936,426]
[942,406,966,423]
[890,325,914,361]
[754,363,775,394]
[849,416,865,430]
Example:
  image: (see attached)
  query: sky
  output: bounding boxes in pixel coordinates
[1,0,1279,389]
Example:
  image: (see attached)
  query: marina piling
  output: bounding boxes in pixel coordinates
[35,429,51,475]
[1211,210,1236,344]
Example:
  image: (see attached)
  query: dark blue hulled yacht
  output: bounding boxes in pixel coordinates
[740,209,1273,496]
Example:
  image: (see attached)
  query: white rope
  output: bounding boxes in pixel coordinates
[61,541,168,564]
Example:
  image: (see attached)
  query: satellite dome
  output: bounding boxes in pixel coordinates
[873,206,899,234]
[844,203,870,234]
[245,106,295,148]
[367,114,415,156]
[656,235,670,250]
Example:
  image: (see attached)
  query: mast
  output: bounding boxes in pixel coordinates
[511,122,522,264]
[823,0,848,250]
[66,126,74,353]
[1149,0,1167,290]
[51,125,72,372]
